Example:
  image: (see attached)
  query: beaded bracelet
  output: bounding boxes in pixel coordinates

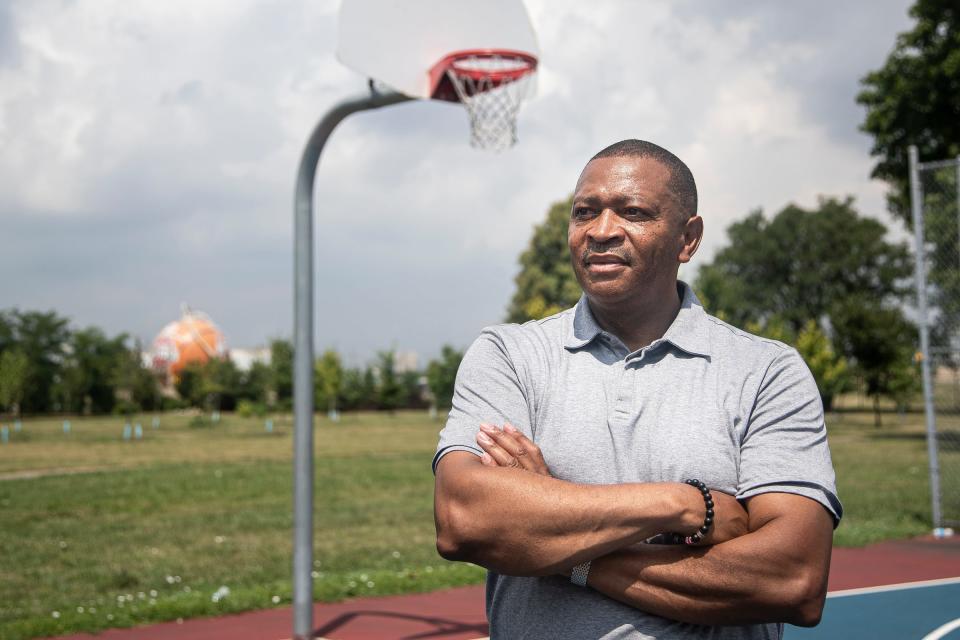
[681,478,714,545]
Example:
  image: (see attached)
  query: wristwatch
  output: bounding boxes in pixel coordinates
[570,560,591,587]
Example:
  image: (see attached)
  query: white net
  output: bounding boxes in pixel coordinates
[445,54,536,152]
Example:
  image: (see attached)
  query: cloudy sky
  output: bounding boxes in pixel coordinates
[0,0,914,365]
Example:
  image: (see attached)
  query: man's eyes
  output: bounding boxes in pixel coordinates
[572,206,650,219]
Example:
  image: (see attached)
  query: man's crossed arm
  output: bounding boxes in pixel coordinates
[433,424,834,628]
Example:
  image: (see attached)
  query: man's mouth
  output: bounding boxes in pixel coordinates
[584,253,629,266]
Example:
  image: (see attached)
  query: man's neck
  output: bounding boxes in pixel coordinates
[587,283,682,352]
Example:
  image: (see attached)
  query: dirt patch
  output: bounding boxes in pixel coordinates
[0,465,114,481]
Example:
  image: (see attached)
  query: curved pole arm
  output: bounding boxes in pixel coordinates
[292,85,413,640]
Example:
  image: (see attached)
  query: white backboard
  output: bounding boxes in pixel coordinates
[337,0,539,99]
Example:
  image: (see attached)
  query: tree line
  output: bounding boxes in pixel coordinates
[0,309,463,418]
[174,341,463,417]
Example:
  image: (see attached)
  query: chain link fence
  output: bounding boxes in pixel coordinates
[909,146,960,531]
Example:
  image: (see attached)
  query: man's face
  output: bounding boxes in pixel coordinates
[568,155,699,307]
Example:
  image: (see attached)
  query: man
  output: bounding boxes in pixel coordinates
[433,140,841,639]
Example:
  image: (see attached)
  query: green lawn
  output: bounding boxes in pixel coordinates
[0,408,943,639]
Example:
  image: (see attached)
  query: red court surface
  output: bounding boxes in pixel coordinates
[52,536,960,640]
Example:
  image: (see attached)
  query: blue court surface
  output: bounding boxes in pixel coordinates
[785,577,960,639]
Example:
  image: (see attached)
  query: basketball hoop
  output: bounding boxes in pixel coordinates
[429,49,538,151]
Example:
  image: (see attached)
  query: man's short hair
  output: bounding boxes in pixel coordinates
[590,139,698,220]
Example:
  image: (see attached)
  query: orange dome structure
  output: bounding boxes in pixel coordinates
[151,305,226,379]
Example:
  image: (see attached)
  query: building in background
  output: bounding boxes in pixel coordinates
[229,346,271,371]
[149,305,226,388]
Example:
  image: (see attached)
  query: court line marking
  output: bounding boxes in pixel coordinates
[827,576,960,598]
[922,617,960,640]
[276,579,960,639]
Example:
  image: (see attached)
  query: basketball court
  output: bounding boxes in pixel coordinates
[49,536,960,640]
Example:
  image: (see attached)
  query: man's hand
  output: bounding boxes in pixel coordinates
[700,491,749,545]
[475,424,747,545]
[475,423,553,476]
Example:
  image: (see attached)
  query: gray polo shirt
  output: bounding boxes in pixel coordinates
[433,282,842,640]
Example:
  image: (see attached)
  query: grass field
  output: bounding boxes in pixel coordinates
[0,408,947,639]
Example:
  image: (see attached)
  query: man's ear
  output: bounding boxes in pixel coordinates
[679,215,703,264]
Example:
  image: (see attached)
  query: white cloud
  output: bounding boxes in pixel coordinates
[0,0,914,359]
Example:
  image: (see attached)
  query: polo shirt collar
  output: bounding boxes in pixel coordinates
[564,294,605,349]
[563,281,712,358]
[660,282,712,358]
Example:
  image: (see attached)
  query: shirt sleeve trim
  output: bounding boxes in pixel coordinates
[737,481,843,529]
[432,444,483,475]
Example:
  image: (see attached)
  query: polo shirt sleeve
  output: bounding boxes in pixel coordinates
[432,328,532,474]
[737,347,843,525]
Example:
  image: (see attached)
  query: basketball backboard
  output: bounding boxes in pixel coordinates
[337,0,539,101]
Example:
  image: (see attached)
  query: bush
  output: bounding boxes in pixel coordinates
[188,414,211,429]
[111,399,140,417]
[236,400,267,418]
[161,397,189,411]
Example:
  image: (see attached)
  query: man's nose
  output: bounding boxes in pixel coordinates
[587,209,624,244]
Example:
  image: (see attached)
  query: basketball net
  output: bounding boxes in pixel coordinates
[443,53,537,152]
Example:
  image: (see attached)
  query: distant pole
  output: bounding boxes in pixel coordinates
[909,144,943,530]
[292,85,411,640]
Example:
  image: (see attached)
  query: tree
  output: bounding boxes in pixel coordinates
[794,321,850,412]
[0,311,15,354]
[831,297,920,426]
[857,0,960,220]
[426,345,463,410]
[315,349,343,416]
[238,360,272,404]
[57,327,129,414]
[858,2,960,351]
[176,362,206,407]
[200,357,242,411]
[111,339,160,414]
[340,366,376,411]
[9,310,70,413]
[0,349,29,417]
[375,351,404,412]
[270,339,294,406]
[401,370,425,410]
[694,197,913,332]
[506,197,582,323]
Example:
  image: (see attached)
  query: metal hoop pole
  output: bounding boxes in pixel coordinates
[292,85,412,640]
[908,144,943,531]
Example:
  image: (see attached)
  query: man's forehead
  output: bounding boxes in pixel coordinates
[574,155,673,197]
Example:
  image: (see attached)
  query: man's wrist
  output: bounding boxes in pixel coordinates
[672,482,708,534]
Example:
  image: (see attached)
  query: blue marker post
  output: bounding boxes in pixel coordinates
[265,419,274,434]
[1,426,9,444]
[134,424,143,440]
[62,420,71,435]
[123,424,132,441]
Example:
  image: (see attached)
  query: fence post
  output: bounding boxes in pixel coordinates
[909,144,943,531]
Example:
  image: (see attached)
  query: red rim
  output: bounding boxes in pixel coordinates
[428,49,538,102]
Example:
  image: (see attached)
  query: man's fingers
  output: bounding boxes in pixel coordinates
[475,423,551,476]
[503,423,551,476]
[476,428,522,468]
